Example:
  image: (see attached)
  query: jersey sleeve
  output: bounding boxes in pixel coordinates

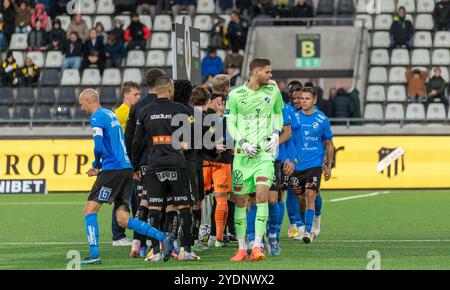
[131,111,146,171]
[273,88,284,132]
[225,91,245,145]
[323,118,334,140]
[90,114,105,169]
[282,106,291,126]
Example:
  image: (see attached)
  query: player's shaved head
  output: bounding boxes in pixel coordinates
[154,76,174,98]
[79,88,100,103]
[212,74,230,94]
[145,68,166,88]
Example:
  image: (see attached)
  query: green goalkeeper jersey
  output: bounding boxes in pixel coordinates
[225,83,284,158]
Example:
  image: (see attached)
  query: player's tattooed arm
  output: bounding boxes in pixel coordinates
[324,139,334,181]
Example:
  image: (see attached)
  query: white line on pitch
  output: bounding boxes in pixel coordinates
[329,191,391,203]
[0,202,85,206]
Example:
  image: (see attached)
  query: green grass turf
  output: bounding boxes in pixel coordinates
[0,190,450,270]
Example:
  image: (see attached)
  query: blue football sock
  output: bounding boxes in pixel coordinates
[276,200,285,240]
[305,209,315,233]
[127,218,164,242]
[85,213,99,259]
[315,194,322,217]
[286,188,297,225]
[268,203,279,238]
[246,205,257,242]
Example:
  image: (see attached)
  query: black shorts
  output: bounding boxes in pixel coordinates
[290,167,322,194]
[270,160,282,193]
[186,161,200,204]
[138,166,148,200]
[143,168,192,207]
[88,169,133,208]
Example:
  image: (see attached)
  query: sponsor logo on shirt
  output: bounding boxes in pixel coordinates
[156,171,178,182]
[150,114,172,120]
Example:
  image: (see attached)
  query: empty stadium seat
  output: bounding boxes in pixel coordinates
[9,33,28,50]
[370,49,389,65]
[56,15,71,31]
[26,51,44,68]
[94,15,112,31]
[317,0,335,15]
[368,67,388,84]
[126,50,146,67]
[16,87,35,105]
[45,51,63,68]
[102,68,121,85]
[417,0,435,13]
[37,87,56,105]
[405,103,426,120]
[414,32,433,48]
[41,69,60,86]
[389,67,407,83]
[429,66,449,82]
[12,51,24,67]
[150,32,170,49]
[391,49,410,65]
[355,14,373,30]
[432,49,450,65]
[146,50,166,67]
[196,0,215,14]
[216,49,226,61]
[200,33,210,49]
[434,32,450,48]
[427,103,447,120]
[82,15,93,30]
[61,69,81,86]
[123,68,142,83]
[0,88,15,105]
[364,103,383,120]
[153,15,172,31]
[166,50,173,67]
[397,0,415,13]
[411,49,430,66]
[356,0,371,13]
[81,69,101,85]
[74,106,90,119]
[387,85,407,102]
[58,87,77,104]
[338,0,355,14]
[55,105,72,120]
[366,85,385,102]
[385,103,405,120]
[115,15,131,29]
[415,14,434,30]
[13,106,31,119]
[33,105,51,120]
[175,15,192,26]
[372,32,390,48]
[374,14,393,31]
[0,106,10,119]
[139,15,152,30]
[80,0,96,14]
[100,87,118,105]
[194,15,213,31]
[97,0,115,14]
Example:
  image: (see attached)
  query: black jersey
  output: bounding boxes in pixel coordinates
[131,98,191,171]
[201,108,232,164]
[125,93,156,166]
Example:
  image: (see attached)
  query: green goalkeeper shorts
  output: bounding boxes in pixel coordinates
[232,156,274,195]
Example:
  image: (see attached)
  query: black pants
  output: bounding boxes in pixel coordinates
[428,94,449,105]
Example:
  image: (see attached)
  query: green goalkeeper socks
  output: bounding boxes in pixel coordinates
[255,202,269,238]
[234,206,247,239]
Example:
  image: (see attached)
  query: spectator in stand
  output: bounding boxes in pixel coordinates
[81,50,105,74]
[55,0,70,16]
[210,16,229,49]
[27,19,48,51]
[427,67,448,105]
[290,0,314,25]
[31,2,48,30]
[84,29,105,59]
[1,0,15,43]
[11,0,31,33]
[331,88,355,124]
[124,13,151,51]
[114,0,138,14]
[251,0,274,18]
[37,0,54,19]
[105,32,126,68]
[0,14,6,52]
[390,6,414,49]
[61,31,83,71]
[20,56,40,86]
[305,81,332,117]
[235,0,252,18]
[137,0,158,20]
[1,51,19,86]
[95,22,107,44]
[112,19,125,44]
[433,0,450,31]
[227,11,249,51]
[48,18,65,50]
[224,46,243,71]
[226,64,244,88]
[274,0,291,23]
[172,0,196,20]
[67,13,89,42]
[218,0,233,14]
[405,68,428,103]
[201,47,224,80]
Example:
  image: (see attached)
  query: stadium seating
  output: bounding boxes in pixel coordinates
[80,0,96,14]
[16,87,35,105]
[54,105,72,120]
[94,15,113,31]
[427,103,447,120]
[411,49,430,66]
[387,85,407,102]
[97,0,115,14]
[126,50,146,67]
[9,34,28,50]
[150,33,170,49]
[41,69,60,86]
[417,0,435,13]
[146,50,166,67]
[370,49,389,65]
[368,67,388,84]
[81,69,102,86]
[33,105,51,120]
[153,15,172,31]
[13,106,31,120]
[58,87,77,105]
[27,52,45,68]
[0,106,11,119]
[37,88,57,105]
[366,85,385,102]
[385,103,405,120]
[61,69,81,86]
[45,51,64,68]
[13,51,24,67]
[406,103,426,121]
[432,49,450,65]
[123,68,142,84]
[56,15,71,31]
[390,49,410,66]
[102,68,122,86]
[364,103,383,120]
[196,0,215,14]
[100,87,118,105]
[0,88,15,105]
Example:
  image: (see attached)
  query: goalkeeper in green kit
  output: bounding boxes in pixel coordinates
[225,58,284,262]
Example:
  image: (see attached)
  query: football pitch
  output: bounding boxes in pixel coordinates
[1,190,449,270]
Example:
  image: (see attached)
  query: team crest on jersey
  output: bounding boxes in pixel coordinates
[264,96,270,104]
[233,170,243,183]
[99,187,112,201]
[224,109,230,115]
[313,122,319,129]
[188,116,196,123]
